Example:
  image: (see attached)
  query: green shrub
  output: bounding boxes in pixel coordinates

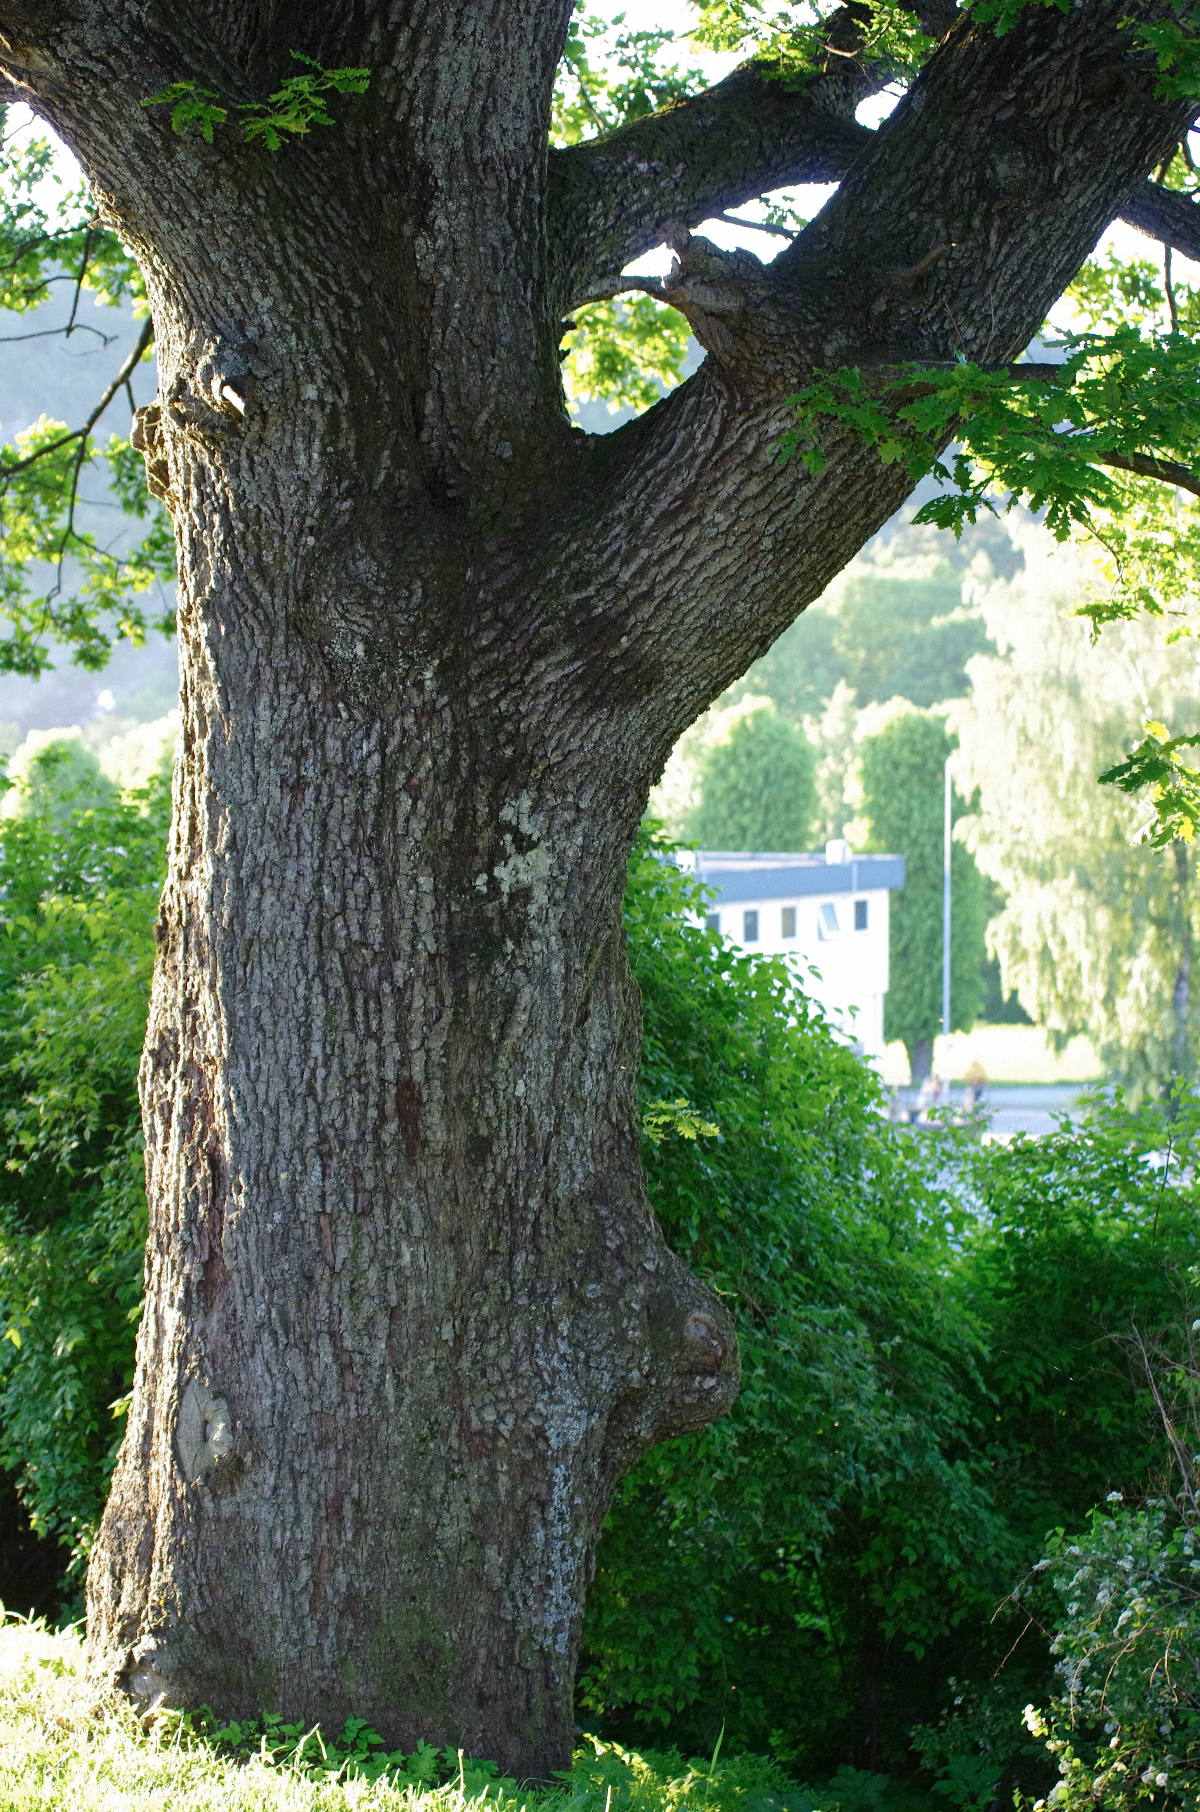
[1,797,1198,1795]
[582,833,1200,1781]
[583,829,1007,1768]
[0,743,169,1577]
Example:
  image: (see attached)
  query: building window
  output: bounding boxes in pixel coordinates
[854,899,868,931]
[781,905,796,938]
[743,909,759,943]
[705,912,720,933]
[818,903,839,940]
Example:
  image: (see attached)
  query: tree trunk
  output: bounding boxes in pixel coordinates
[3,0,1190,1777]
[91,525,739,1773]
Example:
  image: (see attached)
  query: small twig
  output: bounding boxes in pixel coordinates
[64,219,96,340]
[1153,159,1182,332]
[1165,241,1179,333]
[0,315,154,479]
[1132,1323,1200,1513]
[943,299,968,359]
[1081,515,1128,579]
[711,210,798,241]
[896,243,948,287]
[990,1610,1035,1675]
[0,323,117,346]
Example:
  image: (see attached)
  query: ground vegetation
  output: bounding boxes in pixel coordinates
[2,800,1198,1799]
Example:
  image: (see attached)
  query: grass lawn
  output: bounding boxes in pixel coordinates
[0,1613,820,1812]
[880,1023,1104,1086]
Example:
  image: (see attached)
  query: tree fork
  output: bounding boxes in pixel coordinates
[0,0,1193,1777]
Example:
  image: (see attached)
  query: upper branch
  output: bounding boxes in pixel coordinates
[548,0,1198,760]
[1118,180,1200,264]
[547,61,873,312]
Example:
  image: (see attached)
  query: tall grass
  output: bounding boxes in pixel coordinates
[0,1612,816,1812]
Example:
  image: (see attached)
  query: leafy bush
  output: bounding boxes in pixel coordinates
[0,742,169,1576]
[583,829,1007,1768]
[2,799,1199,1798]
[582,833,1200,1783]
[1006,1277,1200,1812]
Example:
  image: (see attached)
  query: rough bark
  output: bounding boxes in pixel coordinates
[549,51,876,307]
[0,0,1191,1779]
[1120,180,1200,264]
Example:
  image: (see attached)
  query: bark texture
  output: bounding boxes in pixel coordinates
[0,0,1192,1778]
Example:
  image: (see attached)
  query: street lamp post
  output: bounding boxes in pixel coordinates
[942,757,951,1066]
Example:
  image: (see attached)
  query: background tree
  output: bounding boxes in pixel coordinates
[0,0,1197,1777]
[734,568,995,725]
[688,707,818,850]
[858,713,988,1082]
[955,526,1200,1094]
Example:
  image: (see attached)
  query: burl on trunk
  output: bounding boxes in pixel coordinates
[0,0,1189,1778]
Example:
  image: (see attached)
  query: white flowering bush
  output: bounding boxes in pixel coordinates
[1015,1319,1200,1812]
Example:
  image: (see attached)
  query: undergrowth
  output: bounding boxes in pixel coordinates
[0,1610,828,1812]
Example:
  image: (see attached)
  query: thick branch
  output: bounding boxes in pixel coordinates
[559,0,1197,758]
[1118,179,1200,265]
[548,62,874,311]
[1099,448,1200,495]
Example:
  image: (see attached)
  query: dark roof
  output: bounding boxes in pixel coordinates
[691,851,905,904]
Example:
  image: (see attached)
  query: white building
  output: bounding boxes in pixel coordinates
[684,841,906,1059]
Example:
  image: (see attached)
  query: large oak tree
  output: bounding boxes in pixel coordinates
[0,0,1197,1780]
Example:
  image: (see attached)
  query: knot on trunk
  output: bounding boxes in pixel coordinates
[660,228,774,364]
[602,1251,740,1481]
